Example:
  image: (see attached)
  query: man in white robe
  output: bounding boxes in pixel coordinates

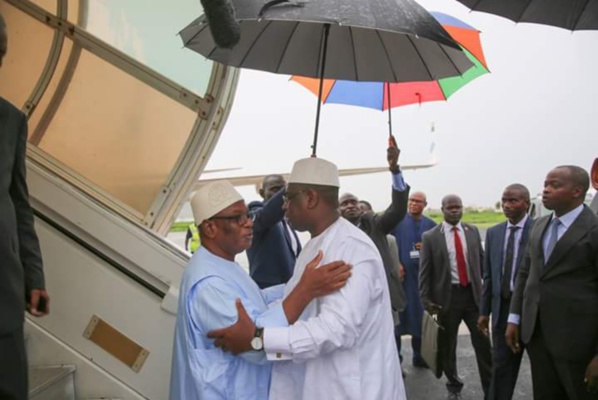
[170,180,351,400]
[209,158,406,400]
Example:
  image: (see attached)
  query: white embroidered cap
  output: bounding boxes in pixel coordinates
[191,180,243,225]
[288,157,340,188]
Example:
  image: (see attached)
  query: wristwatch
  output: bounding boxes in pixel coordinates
[251,327,264,351]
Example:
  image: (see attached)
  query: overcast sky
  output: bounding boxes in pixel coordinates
[200,0,598,210]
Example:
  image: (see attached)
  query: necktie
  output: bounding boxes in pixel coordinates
[501,226,520,299]
[452,227,469,286]
[544,218,561,264]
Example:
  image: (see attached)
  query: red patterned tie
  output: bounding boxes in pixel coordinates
[452,226,469,286]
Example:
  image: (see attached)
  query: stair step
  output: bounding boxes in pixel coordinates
[29,365,76,400]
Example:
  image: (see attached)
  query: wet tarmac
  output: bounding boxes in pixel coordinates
[400,334,532,399]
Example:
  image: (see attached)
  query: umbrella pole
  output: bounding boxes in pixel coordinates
[312,23,331,157]
[386,82,393,138]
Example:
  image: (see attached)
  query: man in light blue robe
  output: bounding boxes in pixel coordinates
[170,180,349,400]
[392,191,436,367]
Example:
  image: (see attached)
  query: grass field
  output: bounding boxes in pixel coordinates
[171,221,193,232]
[170,210,506,232]
[426,210,505,229]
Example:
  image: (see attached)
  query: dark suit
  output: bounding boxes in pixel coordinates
[356,183,409,315]
[480,217,533,400]
[419,222,492,397]
[247,189,300,288]
[1,97,45,399]
[510,206,598,400]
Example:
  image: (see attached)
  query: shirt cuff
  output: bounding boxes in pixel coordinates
[264,326,292,361]
[507,313,520,325]
[255,303,289,328]
[391,172,406,191]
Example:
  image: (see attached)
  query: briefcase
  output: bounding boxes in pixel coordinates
[421,310,443,379]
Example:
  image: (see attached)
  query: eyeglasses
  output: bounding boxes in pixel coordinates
[408,198,425,204]
[283,190,305,203]
[209,213,254,225]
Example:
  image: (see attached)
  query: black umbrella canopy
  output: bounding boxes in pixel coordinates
[181,0,474,83]
[456,0,598,30]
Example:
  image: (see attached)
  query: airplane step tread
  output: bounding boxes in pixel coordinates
[28,365,76,400]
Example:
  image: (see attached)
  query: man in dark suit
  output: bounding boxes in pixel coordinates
[247,174,301,288]
[339,145,409,329]
[477,184,533,400]
[506,166,598,399]
[1,13,50,400]
[419,195,492,400]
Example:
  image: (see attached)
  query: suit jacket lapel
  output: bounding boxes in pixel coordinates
[280,220,296,256]
[463,223,479,276]
[292,228,302,255]
[0,100,8,139]
[516,218,532,268]
[543,208,593,274]
[495,223,507,280]
[436,224,450,267]
[279,219,301,258]
[535,216,551,266]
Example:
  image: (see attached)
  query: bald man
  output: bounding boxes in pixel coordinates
[506,166,598,400]
[392,191,436,367]
[419,195,491,400]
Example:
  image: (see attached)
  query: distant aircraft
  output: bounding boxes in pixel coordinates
[194,143,438,193]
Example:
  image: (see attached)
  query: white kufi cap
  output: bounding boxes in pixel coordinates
[288,157,339,187]
[190,180,243,225]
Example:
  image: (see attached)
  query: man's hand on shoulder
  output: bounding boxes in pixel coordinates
[585,355,598,394]
[298,250,352,298]
[27,289,50,317]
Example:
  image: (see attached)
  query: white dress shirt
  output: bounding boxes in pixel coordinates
[442,221,470,284]
[264,218,406,400]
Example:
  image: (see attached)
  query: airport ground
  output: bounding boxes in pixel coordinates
[401,335,532,399]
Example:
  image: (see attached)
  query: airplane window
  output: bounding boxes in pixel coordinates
[34,44,197,215]
[1,0,228,226]
[81,0,212,96]
[29,0,57,14]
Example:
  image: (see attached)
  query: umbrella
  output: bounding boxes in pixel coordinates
[291,12,489,137]
[180,0,473,156]
[456,0,598,30]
